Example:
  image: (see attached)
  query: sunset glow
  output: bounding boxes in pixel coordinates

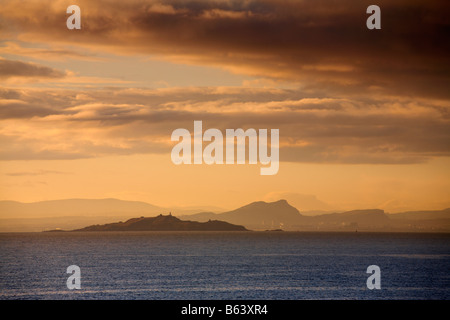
[1,0,449,213]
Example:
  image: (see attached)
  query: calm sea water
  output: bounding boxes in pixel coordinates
[0,232,449,300]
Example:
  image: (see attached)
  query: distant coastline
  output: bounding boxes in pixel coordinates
[1,198,449,233]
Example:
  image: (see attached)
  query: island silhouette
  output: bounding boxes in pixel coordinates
[47,213,249,232]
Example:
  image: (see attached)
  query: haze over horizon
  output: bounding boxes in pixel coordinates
[1,0,449,214]
[1,197,449,232]
[1,196,450,215]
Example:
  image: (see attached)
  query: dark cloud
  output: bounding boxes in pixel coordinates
[0,59,66,79]
[0,87,77,119]
[1,0,449,98]
[0,101,57,119]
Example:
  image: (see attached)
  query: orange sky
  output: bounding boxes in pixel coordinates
[1,0,449,213]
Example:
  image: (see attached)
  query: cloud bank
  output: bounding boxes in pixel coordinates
[1,86,448,163]
[1,0,449,98]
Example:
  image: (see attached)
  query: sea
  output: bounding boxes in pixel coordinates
[0,231,449,300]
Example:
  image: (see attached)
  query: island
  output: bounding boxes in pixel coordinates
[45,214,249,232]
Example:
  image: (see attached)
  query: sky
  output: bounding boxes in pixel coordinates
[0,0,449,213]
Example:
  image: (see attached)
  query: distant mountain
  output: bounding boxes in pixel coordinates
[264,192,335,211]
[180,202,391,231]
[69,214,248,232]
[170,205,228,215]
[179,199,304,230]
[386,208,450,232]
[0,198,163,219]
[311,209,389,224]
[179,201,450,232]
[388,208,450,221]
[304,209,390,231]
